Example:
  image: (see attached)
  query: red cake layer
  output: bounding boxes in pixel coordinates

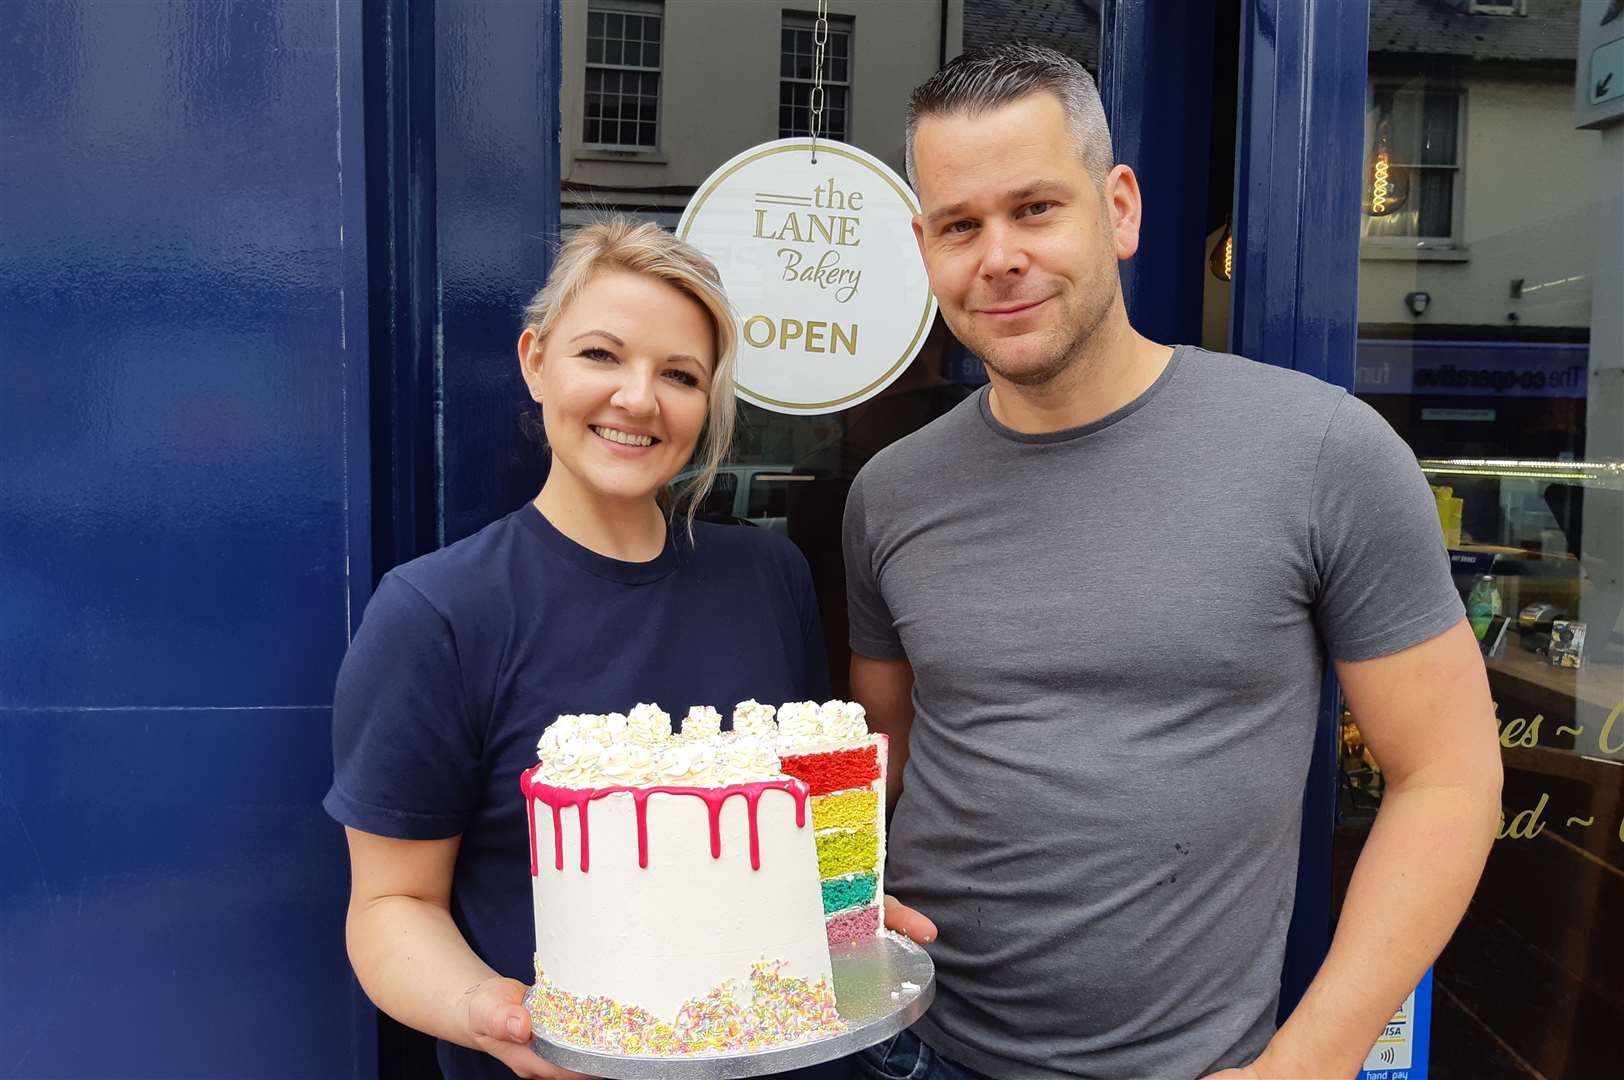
[779,746,880,797]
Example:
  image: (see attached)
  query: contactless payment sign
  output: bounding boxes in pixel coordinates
[1358,969,1432,1080]
[678,139,937,415]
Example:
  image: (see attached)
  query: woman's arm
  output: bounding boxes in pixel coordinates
[343,827,594,1080]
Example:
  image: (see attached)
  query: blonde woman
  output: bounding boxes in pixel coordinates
[325,219,830,1079]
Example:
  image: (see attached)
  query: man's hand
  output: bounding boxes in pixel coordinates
[883,894,938,943]
[464,976,597,1079]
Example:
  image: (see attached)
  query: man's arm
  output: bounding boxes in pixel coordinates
[851,652,915,810]
[1214,619,1502,1079]
[850,652,937,944]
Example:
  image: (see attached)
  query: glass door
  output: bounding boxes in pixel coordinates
[1335,2,1623,1076]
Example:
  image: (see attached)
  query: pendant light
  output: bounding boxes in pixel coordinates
[1362,117,1410,217]
[1208,214,1233,282]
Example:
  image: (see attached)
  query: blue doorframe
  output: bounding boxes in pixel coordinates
[1231,0,1372,1021]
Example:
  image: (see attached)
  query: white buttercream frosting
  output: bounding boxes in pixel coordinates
[626,702,676,747]
[773,698,876,753]
[533,700,873,787]
[775,700,823,738]
[731,699,778,738]
[818,699,869,741]
[682,705,723,739]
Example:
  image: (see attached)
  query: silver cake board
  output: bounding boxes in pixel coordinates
[530,932,935,1078]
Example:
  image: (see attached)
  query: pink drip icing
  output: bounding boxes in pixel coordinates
[633,790,651,869]
[575,790,591,872]
[743,787,765,870]
[706,795,724,859]
[520,774,810,876]
[522,768,539,876]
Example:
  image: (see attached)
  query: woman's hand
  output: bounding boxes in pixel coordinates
[883,894,938,943]
[464,976,598,1079]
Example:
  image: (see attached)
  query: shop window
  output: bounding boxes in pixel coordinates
[779,12,851,141]
[1361,85,1464,248]
[584,2,662,150]
[1351,2,1620,1075]
[700,471,737,517]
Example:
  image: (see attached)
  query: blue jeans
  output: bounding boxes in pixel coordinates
[851,1029,995,1080]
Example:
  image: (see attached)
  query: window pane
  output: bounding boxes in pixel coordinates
[701,473,737,517]
[606,12,623,38]
[1420,91,1457,166]
[643,43,659,68]
[831,56,849,83]
[644,16,659,43]
[586,37,603,64]
[1416,169,1453,237]
[605,38,622,66]
[1387,90,1423,162]
[584,117,600,143]
[587,10,603,37]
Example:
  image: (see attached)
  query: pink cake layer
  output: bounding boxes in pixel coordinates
[825,903,881,946]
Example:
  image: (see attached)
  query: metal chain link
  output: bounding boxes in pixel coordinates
[809,0,829,163]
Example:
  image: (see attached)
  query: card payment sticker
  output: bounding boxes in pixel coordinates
[1358,968,1431,1080]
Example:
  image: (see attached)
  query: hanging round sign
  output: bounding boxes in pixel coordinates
[678,139,937,416]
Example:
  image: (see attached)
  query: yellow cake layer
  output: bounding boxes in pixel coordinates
[810,789,879,832]
[815,825,878,880]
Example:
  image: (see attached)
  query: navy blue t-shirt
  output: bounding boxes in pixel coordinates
[324,504,830,1080]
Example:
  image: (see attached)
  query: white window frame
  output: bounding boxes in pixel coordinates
[779,11,853,142]
[1466,0,1525,16]
[582,0,663,153]
[1360,82,1469,256]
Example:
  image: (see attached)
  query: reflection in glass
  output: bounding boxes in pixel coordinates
[1348,3,1620,1076]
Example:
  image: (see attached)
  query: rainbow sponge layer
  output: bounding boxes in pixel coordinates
[780,739,886,947]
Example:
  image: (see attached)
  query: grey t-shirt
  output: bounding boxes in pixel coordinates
[843,346,1463,1079]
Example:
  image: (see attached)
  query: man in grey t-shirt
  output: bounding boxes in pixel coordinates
[846,46,1503,1080]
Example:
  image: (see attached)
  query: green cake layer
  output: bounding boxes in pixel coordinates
[820,872,878,915]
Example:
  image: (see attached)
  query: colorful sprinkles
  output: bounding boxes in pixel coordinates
[527,957,845,1056]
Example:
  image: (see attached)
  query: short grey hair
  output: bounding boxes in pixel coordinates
[904,43,1114,189]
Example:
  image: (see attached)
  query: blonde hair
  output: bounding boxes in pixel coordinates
[521,216,737,539]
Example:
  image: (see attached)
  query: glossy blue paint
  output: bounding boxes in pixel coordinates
[1231,0,1371,1024]
[0,1,370,1075]
[1099,0,1218,347]
[365,0,442,576]
[365,0,559,568]
[434,0,560,545]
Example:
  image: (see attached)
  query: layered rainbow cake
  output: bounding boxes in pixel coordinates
[522,703,843,1056]
[750,700,889,947]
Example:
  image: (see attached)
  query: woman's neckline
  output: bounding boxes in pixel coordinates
[517,501,680,585]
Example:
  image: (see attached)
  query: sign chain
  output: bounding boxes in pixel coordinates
[810,0,829,163]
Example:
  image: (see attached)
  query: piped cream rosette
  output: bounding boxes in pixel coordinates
[534,702,787,788]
